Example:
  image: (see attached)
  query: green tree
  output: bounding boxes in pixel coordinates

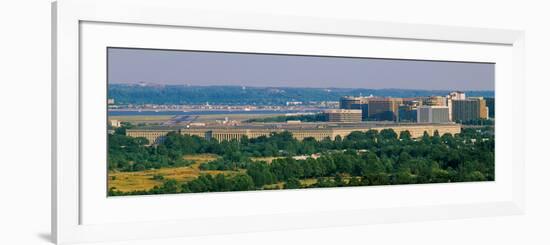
[399,130,412,141]
[284,178,301,189]
[247,163,276,187]
[161,179,178,193]
[230,174,255,191]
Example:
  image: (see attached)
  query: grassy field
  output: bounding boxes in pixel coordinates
[263,178,318,189]
[300,178,319,186]
[107,154,241,192]
[108,153,354,193]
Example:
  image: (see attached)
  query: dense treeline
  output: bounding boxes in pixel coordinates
[108,126,196,171]
[108,125,495,196]
[108,84,494,106]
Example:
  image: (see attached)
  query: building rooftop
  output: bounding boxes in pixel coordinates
[324,109,362,113]
[127,121,459,131]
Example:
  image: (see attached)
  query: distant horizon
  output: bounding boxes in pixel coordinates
[109,82,495,92]
[108,48,495,91]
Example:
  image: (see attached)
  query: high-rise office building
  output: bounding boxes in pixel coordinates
[485,97,495,118]
[368,98,403,121]
[325,109,362,123]
[446,98,453,121]
[398,105,418,122]
[448,91,466,100]
[417,106,451,123]
[422,96,447,106]
[397,100,420,122]
[339,96,363,110]
[360,103,369,121]
[446,91,467,121]
[452,98,488,122]
[340,96,369,121]
[478,98,489,119]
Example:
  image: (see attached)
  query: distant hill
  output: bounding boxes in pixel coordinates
[108,84,495,105]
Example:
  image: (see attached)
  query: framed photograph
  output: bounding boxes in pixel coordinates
[52,0,525,244]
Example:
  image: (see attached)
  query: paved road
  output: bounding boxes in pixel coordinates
[163,115,198,126]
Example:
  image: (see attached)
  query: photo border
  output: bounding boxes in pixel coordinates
[52,0,525,244]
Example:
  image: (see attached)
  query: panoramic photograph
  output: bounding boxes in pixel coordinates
[106,47,495,196]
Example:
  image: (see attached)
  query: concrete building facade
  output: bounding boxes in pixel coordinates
[339,96,370,121]
[367,98,403,121]
[422,96,447,106]
[452,98,489,122]
[126,122,461,144]
[398,105,417,122]
[448,91,466,100]
[325,109,362,122]
[417,106,451,123]
[339,96,363,110]
[485,97,495,118]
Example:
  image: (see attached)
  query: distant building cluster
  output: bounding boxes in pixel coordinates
[332,91,492,123]
[285,101,303,106]
[118,91,492,145]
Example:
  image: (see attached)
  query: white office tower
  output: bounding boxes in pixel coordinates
[448,91,466,100]
[447,91,466,121]
[417,106,451,123]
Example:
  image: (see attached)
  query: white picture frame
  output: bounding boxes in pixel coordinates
[52,0,525,244]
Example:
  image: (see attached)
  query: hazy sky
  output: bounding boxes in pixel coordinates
[108,48,494,91]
